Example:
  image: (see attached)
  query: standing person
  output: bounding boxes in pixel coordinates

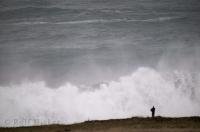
[151,106,155,118]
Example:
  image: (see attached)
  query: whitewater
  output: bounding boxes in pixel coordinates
[0,67,200,127]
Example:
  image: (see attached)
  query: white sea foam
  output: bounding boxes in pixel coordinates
[5,16,183,26]
[11,21,48,25]
[0,67,199,127]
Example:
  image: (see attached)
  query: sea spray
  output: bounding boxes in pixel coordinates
[0,67,199,127]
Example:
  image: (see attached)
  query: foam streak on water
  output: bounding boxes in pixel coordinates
[1,16,184,26]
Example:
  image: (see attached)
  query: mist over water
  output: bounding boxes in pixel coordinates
[0,0,200,127]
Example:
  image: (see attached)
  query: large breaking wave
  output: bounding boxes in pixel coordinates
[0,67,199,127]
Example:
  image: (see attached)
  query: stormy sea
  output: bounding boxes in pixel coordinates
[0,0,200,127]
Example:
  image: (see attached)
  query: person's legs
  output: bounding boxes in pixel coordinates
[152,111,155,118]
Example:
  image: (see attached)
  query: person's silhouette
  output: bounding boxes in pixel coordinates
[150,106,155,118]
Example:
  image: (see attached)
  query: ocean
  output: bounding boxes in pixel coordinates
[0,0,200,127]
